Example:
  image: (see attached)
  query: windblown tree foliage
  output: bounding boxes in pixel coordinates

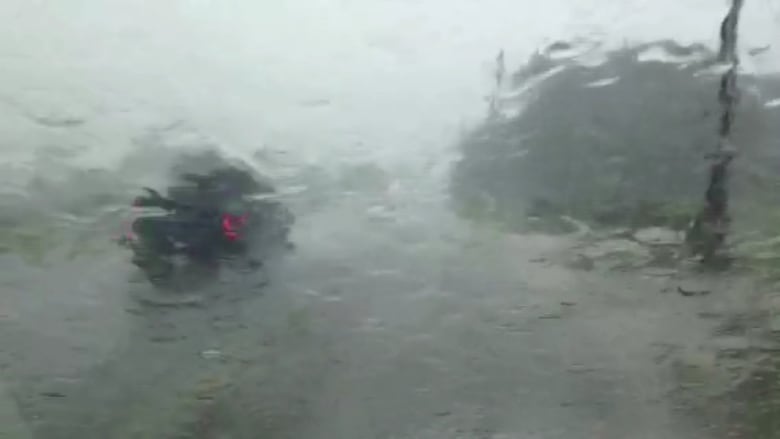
[450,40,780,231]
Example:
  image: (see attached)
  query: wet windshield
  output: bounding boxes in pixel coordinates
[1,1,780,438]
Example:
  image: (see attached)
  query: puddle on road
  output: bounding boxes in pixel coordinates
[3,191,780,439]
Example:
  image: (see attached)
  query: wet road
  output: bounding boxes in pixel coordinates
[0,191,744,438]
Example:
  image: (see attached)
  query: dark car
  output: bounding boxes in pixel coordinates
[121,164,293,287]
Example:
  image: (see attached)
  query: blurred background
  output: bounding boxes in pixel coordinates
[1,0,779,438]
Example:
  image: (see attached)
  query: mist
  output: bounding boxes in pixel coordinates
[3,1,780,438]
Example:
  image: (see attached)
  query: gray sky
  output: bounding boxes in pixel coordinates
[0,0,777,170]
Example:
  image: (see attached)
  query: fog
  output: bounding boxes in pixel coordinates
[2,0,780,438]
[4,0,775,169]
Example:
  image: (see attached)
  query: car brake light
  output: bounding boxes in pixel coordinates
[221,214,248,241]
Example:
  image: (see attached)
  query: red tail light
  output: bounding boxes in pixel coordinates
[221,214,248,241]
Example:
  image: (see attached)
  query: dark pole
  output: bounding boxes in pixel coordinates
[686,0,744,267]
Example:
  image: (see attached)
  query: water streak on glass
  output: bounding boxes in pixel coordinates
[1,0,780,438]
